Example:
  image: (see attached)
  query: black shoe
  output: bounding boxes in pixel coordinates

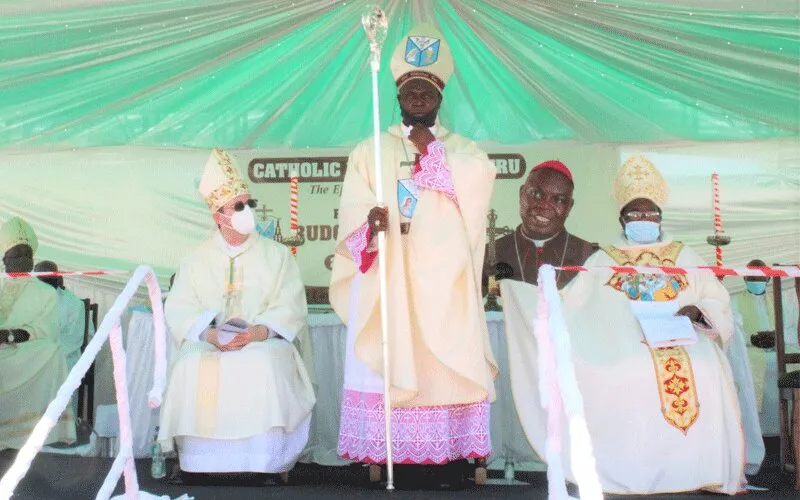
[440,460,470,490]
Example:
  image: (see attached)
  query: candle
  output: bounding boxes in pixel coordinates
[290,171,299,256]
[712,173,722,266]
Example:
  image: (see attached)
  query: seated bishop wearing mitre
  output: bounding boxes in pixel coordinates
[0,216,75,450]
[157,149,315,478]
[501,155,746,494]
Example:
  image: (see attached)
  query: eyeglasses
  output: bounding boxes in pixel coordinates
[234,199,257,212]
[623,210,661,221]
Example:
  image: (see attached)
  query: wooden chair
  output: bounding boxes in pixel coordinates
[772,274,800,489]
[77,299,98,432]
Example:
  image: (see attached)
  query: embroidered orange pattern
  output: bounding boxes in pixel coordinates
[603,242,699,433]
[650,347,699,433]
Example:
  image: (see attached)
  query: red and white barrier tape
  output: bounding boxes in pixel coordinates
[0,270,127,279]
[558,265,800,278]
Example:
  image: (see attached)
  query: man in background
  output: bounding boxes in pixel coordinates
[0,217,75,449]
[486,160,597,292]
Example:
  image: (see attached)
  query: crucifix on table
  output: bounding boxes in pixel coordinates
[485,209,514,312]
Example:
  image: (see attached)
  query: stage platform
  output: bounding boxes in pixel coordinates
[1,438,795,499]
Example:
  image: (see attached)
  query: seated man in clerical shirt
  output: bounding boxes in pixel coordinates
[157,149,315,479]
[0,217,75,450]
[484,159,597,294]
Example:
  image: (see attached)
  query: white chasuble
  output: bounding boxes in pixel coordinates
[0,279,75,449]
[503,241,745,494]
[158,234,315,473]
[330,125,498,464]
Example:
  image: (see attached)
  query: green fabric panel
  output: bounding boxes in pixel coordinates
[0,0,796,147]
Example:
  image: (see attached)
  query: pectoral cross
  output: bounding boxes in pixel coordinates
[256,205,273,222]
[223,256,243,320]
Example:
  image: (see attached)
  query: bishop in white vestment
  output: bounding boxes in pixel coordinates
[503,156,745,494]
[330,26,498,477]
[158,149,315,474]
[0,217,75,449]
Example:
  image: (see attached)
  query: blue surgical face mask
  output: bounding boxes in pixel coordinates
[624,221,661,245]
[746,281,767,295]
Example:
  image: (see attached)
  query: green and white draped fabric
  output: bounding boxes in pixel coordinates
[0,0,797,148]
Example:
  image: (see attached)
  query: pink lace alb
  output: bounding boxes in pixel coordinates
[337,389,491,464]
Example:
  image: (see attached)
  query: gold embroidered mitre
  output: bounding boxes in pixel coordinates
[0,216,38,255]
[390,24,454,92]
[613,154,669,210]
[198,148,249,212]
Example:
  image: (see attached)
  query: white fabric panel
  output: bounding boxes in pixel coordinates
[299,313,351,466]
[177,415,312,473]
[126,309,170,459]
[485,312,542,467]
[724,311,765,474]
[118,311,543,469]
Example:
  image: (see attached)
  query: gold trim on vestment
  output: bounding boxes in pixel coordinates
[604,242,700,433]
[196,351,221,436]
[649,346,699,434]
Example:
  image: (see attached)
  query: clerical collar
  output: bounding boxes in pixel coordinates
[520,227,561,247]
[216,232,250,258]
[226,241,244,255]
[401,123,437,138]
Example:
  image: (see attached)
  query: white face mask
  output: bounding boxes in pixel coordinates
[221,206,256,235]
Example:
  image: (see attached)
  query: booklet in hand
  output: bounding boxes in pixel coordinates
[629,301,698,348]
[217,318,249,345]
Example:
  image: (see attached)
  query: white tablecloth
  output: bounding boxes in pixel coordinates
[301,311,542,470]
[125,308,170,458]
[119,310,541,469]
[112,307,775,477]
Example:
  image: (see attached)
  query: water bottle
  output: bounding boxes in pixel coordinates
[150,427,166,479]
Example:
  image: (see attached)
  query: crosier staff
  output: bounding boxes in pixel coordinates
[361,5,394,491]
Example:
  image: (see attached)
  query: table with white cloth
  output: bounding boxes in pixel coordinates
[118,308,770,476]
[724,316,766,474]
[119,309,542,471]
[119,307,171,458]
[301,311,542,472]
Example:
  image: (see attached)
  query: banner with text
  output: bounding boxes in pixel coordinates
[242,143,619,287]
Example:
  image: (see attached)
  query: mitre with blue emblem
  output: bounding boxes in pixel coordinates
[390,24,454,93]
